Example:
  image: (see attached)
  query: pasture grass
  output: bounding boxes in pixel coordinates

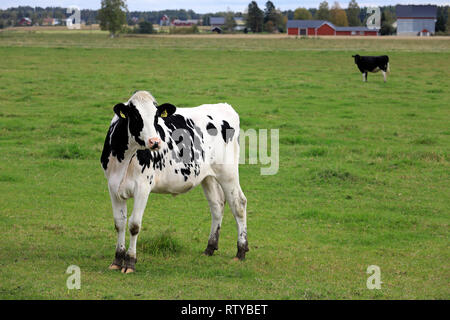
[0,31,449,299]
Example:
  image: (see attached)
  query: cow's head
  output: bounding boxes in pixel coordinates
[352,54,361,63]
[113,91,176,151]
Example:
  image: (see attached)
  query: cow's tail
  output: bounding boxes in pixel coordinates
[387,62,390,73]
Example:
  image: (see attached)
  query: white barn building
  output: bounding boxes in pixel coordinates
[396,5,437,36]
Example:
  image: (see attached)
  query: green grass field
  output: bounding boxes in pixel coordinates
[0,30,449,299]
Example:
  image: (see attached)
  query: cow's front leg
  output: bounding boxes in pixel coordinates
[109,195,127,270]
[122,185,150,274]
[363,72,368,82]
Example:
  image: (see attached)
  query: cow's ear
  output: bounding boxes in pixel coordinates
[114,103,128,119]
[157,103,176,118]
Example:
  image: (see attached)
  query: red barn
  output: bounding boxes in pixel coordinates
[287,20,379,36]
[18,17,32,26]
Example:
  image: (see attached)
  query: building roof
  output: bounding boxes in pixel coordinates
[396,5,437,18]
[287,20,378,32]
[287,20,328,29]
[210,17,226,25]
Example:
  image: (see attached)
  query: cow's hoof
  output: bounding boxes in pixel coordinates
[110,249,126,270]
[108,263,122,270]
[121,267,135,274]
[235,241,249,261]
[203,244,217,256]
[121,254,136,274]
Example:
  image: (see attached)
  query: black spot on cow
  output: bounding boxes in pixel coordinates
[206,122,218,136]
[102,101,147,170]
[161,114,204,163]
[136,149,151,173]
[136,149,166,173]
[221,120,235,143]
[180,168,191,181]
[127,102,145,146]
[100,127,112,170]
[129,223,140,236]
[207,115,213,120]
[154,114,166,142]
[101,117,128,170]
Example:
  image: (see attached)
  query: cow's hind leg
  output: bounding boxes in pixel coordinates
[109,195,127,270]
[216,174,248,260]
[202,176,225,256]
[122,184,150,273]
[382,69,387,82]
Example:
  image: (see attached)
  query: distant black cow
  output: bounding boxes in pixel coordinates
[352,54,390,82]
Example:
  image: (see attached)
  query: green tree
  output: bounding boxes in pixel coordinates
[294,8,312,20]
[224,11,237,32]
[347,0,361,26]
[330,2,348,26]
[446,8,450,34]
[264,20,275,33]
[274,10,287,32]
[263,1,284,32]
[264,1,276,23]
[435,10,445,33]
[380,10,395,35]
[137,21,153,34]
[246,1,264,33]
[315,1,331,21]
[98,0,127,38]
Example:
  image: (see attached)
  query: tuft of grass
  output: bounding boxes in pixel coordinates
[0,174,21,182]
[139,229,183,257]
[303,147,328,157]
[313,168,360,183]
[47,143,89,159]
[280,136,314,145]
[412,136,437,145]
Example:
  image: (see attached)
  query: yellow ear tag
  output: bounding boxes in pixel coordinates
[120,111,126,119]
[161,110,168,118]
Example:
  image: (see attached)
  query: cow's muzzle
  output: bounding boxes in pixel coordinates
[149,137,161,151]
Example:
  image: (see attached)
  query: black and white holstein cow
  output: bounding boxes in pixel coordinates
[101,91,248,273]
[352,54,390,82]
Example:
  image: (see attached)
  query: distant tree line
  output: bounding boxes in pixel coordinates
[1,1,449,35]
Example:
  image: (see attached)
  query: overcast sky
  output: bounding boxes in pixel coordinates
[1,1,449,13]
